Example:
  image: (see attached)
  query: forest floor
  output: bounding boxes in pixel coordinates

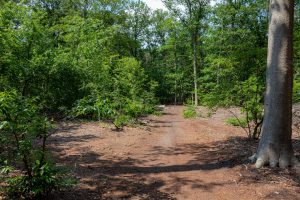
[48,106,300,200]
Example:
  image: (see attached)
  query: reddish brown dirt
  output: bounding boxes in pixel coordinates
[48,106,300,200]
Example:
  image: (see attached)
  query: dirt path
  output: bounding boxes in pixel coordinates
[49,106,300,200]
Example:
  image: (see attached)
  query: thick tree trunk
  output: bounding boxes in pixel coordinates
[255,0,297,168]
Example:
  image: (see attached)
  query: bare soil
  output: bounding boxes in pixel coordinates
[48,106,300,200]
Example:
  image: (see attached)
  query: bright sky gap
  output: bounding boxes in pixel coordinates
[141,0,216,11]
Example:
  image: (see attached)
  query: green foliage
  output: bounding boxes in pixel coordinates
[6,160,54,198]
[0,91,73,198]
[71,97,117,120]
[113,115,132,130]
[226,117,247,128]
[0,0,158,131]
[236,76,264,139]
[294,2,300,102]
[200,0,267,107]
[69,56,156,128]
[71,94,154,129]
[0,0,298,113]
[4,161,75,199]
[294,80,300,102]
[197,0,268,138]
[0,2,299,198]
[183,106,197,119]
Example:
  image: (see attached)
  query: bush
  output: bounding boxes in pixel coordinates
[226,117,247,128]
[71,94,155,129]
[71,96,117,120]
[113,115,132,130]
[69,57,157,129]
[183,106,197,118]
[3,161,75,199]
[0,91,74,199]
[236,76,264,138]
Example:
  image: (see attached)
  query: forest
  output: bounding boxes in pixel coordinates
[0,0,300,199]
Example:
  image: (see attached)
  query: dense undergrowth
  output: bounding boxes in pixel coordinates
[0,1,157,198]
[0,91,75,199]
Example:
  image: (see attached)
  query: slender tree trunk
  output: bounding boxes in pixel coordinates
[192,31,198,107]
[174,40,178,105]
[255,0,297,168]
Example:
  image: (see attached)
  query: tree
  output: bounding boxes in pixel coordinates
[201,0,268,138]
[255,0,298,168]
[126,0,151,58]
[163,0,210,106]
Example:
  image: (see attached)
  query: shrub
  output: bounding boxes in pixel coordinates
[183,106,197,119]
[69,56,157,129]
[71,95,155,129]
[236,76,264,138]
[113,115,132,130]
[0,91,74,199]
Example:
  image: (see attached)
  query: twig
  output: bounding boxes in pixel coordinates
[228,109,249,136]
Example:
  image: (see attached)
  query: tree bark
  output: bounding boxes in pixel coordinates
[255,0,297,168]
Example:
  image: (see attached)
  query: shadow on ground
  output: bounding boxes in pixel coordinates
[47,126,300,200]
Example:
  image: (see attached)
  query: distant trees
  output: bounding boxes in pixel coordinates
[0,1,299,114]
[126,0,151,58]
[200,0,268,138]
[163,0,210,106]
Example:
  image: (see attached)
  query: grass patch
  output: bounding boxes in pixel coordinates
[226,117,247,128]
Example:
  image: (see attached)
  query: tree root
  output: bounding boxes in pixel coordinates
[248,154,257,163]
[249,153,299,169]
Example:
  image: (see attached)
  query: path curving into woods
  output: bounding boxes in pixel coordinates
[49,106,300,200]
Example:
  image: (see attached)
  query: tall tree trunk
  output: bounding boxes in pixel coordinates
[192,31,198,107]
[174,39,178,105]
[255,0,297,168]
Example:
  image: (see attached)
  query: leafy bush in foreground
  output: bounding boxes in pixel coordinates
[0,91,74,199]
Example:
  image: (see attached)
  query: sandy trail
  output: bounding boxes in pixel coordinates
[49,106,300,200]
